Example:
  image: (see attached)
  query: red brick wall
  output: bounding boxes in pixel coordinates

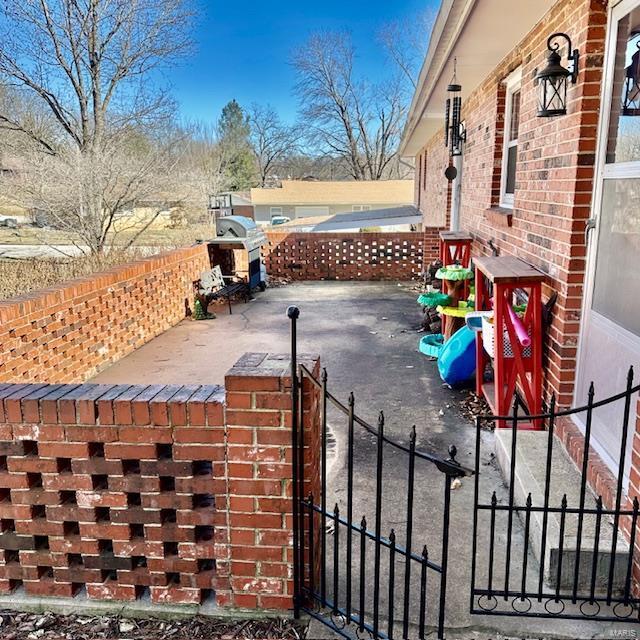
[628,406,640,592]
[0,352,321,609]
[221,353,320,609]
[263,231,441,281]
[413,0,606,406]
[0,246,210,385]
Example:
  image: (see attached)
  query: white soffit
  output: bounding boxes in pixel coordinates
[400,0,559,156]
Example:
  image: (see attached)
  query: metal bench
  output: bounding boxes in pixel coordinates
[196,266,249,315]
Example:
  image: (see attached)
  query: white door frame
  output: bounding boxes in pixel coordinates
[574,0,640,474]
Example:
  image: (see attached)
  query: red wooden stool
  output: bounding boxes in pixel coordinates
[436,231,474,340]
[439,231,473,268]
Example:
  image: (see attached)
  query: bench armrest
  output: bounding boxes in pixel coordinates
[221,274,248,284]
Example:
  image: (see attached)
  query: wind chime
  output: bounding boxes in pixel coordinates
[444,58,466,158]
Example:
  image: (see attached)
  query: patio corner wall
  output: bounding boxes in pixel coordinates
[263,230,440,281]
[0,352,320,611]
[0,245,210,385]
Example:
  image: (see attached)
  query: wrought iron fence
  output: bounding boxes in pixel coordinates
[288,306,473,640]
[471,367,640,623]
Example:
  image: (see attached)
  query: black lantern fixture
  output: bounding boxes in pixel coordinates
[536,32,579,117]
[444,58,466,156]
[623,36,640,116]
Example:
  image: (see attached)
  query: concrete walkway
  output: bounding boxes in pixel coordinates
[92,282,625,639]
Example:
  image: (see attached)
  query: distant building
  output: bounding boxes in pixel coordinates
[208,192,254,222]
[250,180,414,225]
[275,205,422,233]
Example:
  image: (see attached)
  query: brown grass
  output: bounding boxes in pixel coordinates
[0,250,147,301]
[0,224,215,247]
[0,224,216,302]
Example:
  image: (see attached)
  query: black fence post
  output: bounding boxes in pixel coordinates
[437,445,460,640]
[288,305,301,618]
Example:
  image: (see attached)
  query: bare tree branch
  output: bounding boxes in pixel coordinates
[0,0,195,254]
[292,30,408,181]
[248,103,300,187]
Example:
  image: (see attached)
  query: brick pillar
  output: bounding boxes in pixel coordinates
[221,353,320,610]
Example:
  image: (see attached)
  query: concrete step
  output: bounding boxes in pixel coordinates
[495,429,629,593]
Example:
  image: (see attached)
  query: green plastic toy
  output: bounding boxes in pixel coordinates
[417,292,452,308]
[435,265,474,281]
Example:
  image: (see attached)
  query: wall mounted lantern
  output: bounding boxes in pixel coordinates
[444,58,466,156]
[623,37,640,116]
[536,32,579,117]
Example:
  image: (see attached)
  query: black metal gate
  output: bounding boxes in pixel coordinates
[288,307,472,639]
[471,370,640,623]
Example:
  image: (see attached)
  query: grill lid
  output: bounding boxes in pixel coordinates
[216,215,256,238]
[211,215,266,251]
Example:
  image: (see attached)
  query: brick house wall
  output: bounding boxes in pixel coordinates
[414,0,607,408]
[263,231,440,281]
[0,352,320,609]
[415,135,452,230]
[411,0,640,593]
[0,246,210,385]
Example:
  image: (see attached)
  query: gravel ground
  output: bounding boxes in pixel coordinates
[0,611,307,640]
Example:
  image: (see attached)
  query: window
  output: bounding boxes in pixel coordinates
[352,205,371,211]
[270,207,283,217]
[500,68,522,208]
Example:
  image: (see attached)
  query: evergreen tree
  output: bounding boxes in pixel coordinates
[217,100,257,190]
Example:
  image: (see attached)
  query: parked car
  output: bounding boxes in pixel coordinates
[270,215,291,226]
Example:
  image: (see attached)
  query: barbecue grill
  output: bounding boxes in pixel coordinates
[205,216,267,290]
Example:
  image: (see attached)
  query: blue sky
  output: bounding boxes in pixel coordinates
[162,0,436,126]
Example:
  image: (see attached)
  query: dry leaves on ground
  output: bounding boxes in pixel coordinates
[0,611,306,640]
[457,391,493,426]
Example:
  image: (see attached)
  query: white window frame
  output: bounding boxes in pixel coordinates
[499,67,522,209]
[270,206,283,217]
[352,205,371,212]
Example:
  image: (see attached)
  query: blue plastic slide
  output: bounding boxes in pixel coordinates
[437,326,476,386]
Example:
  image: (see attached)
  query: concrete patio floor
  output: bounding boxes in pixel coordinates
[92,282,626,639]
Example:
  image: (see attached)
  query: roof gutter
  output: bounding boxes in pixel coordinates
[399,0,475,157]
[399,0,559,157]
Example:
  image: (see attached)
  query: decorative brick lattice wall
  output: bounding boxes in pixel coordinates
[263,231,441,281]
[0,382,226,604]
[0,353,320,609]
[0,246,210,385]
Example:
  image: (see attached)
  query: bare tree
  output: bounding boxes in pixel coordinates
[0,0,194,253]
[378,11,435,90]
[292,31,407,181]
[248,104,299,187]
[180,120,227,208]
[7,124,189,254]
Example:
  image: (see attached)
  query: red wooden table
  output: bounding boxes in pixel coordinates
[474,256,545,429]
